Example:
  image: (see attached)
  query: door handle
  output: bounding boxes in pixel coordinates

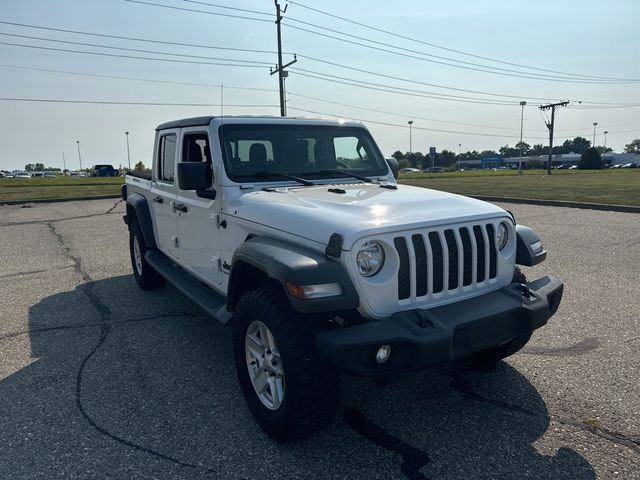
[152,195,163,204]
[173,203,188,213]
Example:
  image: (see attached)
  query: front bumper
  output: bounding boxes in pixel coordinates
[316,276,563,376]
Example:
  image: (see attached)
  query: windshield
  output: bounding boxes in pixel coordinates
[219,124,388,182]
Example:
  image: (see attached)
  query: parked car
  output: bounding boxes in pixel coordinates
[400,167,421,174]
[14,171,31,178]
[610,164,622,169]
[424,166,446,173]
[122,115,563,441]
[622,163,638,168]
[43,171,57,177]
[92,164,120,177]
[568,165,578,169]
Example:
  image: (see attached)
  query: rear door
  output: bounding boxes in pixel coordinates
[150,130,179,259]
[175,127,222,285]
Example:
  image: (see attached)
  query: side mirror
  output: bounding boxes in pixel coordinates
[177,162,212,191]
[386,157,399,179]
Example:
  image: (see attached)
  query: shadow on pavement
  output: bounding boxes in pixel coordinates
[0,275,596,479]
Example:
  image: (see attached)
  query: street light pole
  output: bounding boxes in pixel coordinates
[408,120,413,153]
[592,122,598,146]
[603,130,608,151]
[76,141,83,171]
[458,143,461,170]
[125,131,131,169]
[519,101,526,172]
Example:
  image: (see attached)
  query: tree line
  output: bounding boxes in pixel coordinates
[392,137,640,169]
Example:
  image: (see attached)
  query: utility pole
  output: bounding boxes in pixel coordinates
[519,101,526,173]
[125,131,131,170]
[271,1,297,117]
[539,101,569,175]
[76,140,83,171]
[62,152,67,172]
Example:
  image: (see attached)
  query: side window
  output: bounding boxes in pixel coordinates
[158,134,177,182]
[182,133,211,164]
[334,136,368,169]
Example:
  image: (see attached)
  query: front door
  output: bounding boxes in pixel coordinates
[150,131,179,260]
[175,128,222,285]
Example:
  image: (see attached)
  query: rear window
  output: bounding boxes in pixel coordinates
[219,124,387,182]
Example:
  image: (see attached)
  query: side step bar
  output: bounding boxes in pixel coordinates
[145,250,232,325]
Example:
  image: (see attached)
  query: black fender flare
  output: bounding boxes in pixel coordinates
[516,225,547,266]
[126,193,157,250]
[228,236,359,314]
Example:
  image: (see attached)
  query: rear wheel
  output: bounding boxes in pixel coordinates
[129,220,164,290]
[233,285,340,441]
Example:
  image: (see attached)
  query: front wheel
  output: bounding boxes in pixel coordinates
[233,285,340,441]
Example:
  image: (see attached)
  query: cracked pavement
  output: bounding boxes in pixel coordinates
[0,198,638,479]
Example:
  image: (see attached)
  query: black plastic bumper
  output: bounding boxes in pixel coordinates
[316,276,563,376]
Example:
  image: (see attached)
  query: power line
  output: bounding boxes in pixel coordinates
[0,41,271,68]
[287,106,548,140]
[0,32,272,65]
[290,69,524,106]
[285,0,640,83]
[0,97,278,107]
[0,64,279,92]
[0,20,277,55]
[182,0,271,17]
[124,0,272,23]
[283,23,637,84]
[288,90,545,132]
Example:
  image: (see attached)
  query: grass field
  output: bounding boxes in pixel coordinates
[1,170,638,206]
[400,169,640,206]
[0,176,123,202]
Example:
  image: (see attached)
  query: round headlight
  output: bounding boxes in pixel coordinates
[496,221,510,251]
[356,241,385,277]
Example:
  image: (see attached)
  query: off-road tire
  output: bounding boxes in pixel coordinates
[233,285,340,441]
[460,267,532,368]
[129,221,164,290]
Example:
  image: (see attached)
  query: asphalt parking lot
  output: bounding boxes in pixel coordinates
[0,198,638,479]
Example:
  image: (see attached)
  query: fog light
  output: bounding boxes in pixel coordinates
[376,345,391,364]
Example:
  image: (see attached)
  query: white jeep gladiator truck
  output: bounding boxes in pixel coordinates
[122,116,563,441]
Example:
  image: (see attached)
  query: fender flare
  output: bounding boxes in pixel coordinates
[126,193,157,250]
[516,225,546,266]
[228,236,359,314]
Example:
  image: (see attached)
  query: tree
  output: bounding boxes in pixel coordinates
[515,141,531,155]
[624,139,640,153]
[134,161,146,171]
[34,163,45,171]
[530,144,546,156]
[391,150,404,161]
[438,149,456,167]
[578,148,602,169]
[25,164,35,171]
[568,136,591,154]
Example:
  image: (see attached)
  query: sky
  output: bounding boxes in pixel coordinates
[1,0,639,171]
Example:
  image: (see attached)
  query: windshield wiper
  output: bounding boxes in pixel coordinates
[316,169,373,183]
[253,171,315,186]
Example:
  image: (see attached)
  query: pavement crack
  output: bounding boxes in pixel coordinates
[520,337,600,357]
[0,200,123,228]
[0,313,206,342]
[43,220,218,474]
[449,371,640,455]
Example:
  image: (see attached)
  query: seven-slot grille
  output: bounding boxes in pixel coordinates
[393,223,498,300]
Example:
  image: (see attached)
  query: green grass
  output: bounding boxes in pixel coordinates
[0,176,123,202]
[1,170,638,206]
[399,169,640,207]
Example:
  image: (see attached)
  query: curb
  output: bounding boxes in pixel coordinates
[1,194,121,206]
[470,195,640,214]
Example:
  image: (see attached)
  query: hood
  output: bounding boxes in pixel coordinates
[229,183,508,249]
